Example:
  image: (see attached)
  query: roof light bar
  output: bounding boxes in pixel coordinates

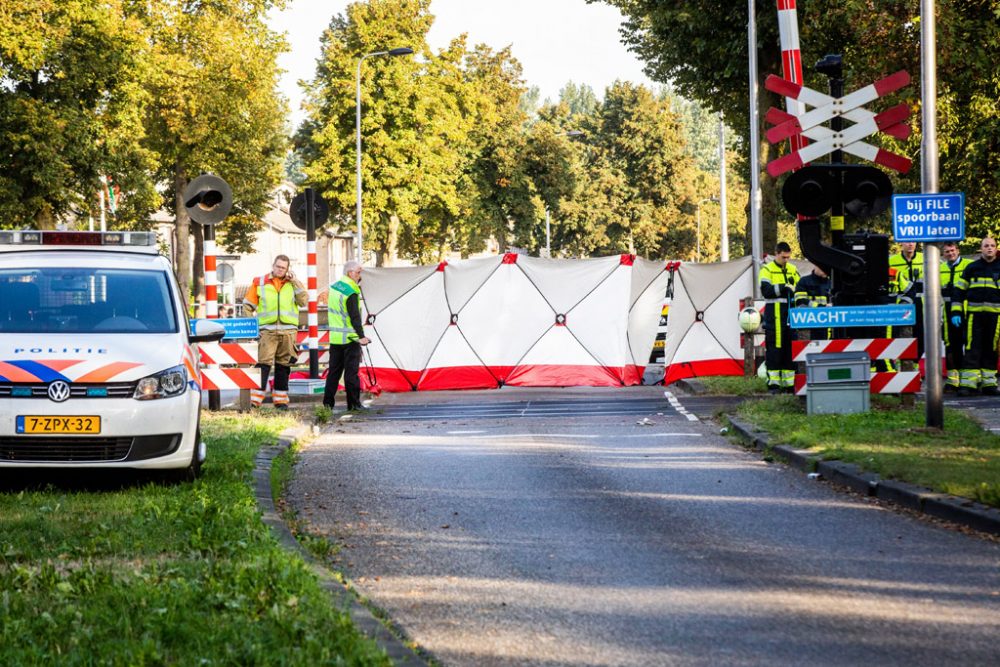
[0,230,157,247]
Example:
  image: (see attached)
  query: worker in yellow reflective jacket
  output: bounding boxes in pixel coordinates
[242,255,307,409]
[950,237,1000,396]
[759,242,800,394]
[889,241,925,358]
[940,242,972,391]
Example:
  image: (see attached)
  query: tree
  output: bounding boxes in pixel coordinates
[557,82,701,259]
[138,0,289,304]
[559,81,599,117]
[0,0,158,230]
[298,0,435,266]
[300,0,541,265]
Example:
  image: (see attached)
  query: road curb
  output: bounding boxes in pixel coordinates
[254,426,429,666]
[725,415,1000,536]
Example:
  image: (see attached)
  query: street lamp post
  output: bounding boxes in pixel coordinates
[696,197,719,262]
[356,46,414,263]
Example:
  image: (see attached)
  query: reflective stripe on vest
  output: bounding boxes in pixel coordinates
[327,277,361,344]
[257,274,299,325]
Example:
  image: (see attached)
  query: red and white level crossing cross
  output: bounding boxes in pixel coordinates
[765,71,912,177]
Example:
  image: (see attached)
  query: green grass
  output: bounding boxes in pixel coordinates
[313,405,333,424]
[0,412,389,666]
[736,395,1000,507]
[690,374,768,396]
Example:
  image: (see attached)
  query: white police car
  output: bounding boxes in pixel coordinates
[0,230,224,479]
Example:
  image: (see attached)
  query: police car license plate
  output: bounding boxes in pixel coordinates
[16,416,101,434]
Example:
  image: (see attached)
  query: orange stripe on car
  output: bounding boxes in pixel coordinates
[0,361,40,382]
[75,361,143,383]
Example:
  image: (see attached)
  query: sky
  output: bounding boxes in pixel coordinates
[268,0,657,127]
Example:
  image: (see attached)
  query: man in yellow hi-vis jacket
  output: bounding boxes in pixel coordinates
[242,255,307,409]
[759,242,800,393]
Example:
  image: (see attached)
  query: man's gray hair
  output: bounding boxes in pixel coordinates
[343,260,362,274]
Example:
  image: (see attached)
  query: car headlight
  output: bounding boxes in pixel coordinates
[134,365,188,400]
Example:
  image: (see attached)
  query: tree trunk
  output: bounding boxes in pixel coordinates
[174,164,192,312]
[34,204,56,230]
[192,222,205,318]
[384,214,400,267]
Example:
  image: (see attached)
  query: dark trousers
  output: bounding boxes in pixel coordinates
[764,304,794,387]
[324,342,362,408]
[960,312,1000,388]
[944,320,965,386]
[259,363,290,391]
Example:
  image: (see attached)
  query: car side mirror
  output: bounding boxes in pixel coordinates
[189,319,226,343]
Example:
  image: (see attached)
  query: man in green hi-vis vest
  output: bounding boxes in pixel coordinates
[242,254,307,409]
[323,260,370,411]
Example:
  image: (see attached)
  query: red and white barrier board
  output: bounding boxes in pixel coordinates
[791,338,917,363]
[198,342,259,366]
[794,371,921,396]
[200,367,261,391]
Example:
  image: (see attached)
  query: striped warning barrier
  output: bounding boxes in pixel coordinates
[794,371,920,396]
[296,330,329,346]
[198,342,258,366]
[296,349,330,366]
[200,367,261,391]
[791,338,917,363]
[196,341,260,392]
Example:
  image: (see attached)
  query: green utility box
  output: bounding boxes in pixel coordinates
[805,351,871,415]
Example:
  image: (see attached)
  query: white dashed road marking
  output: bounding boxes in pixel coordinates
[664,390,700,421]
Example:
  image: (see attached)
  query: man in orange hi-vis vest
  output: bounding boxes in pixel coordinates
[242,255,307,409]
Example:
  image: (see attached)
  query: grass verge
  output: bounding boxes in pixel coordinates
[691,374,768,396]
[0,411,389,666]
[736,395,1000,507]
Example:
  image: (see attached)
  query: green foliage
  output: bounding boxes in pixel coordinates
[314,404,333,424]
[736,397,1000,507]
[0,413,388,664]
[140,0,290,295]
[693,375,768,396]
[0,0,159,229]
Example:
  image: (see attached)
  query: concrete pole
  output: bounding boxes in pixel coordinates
[719,112,729,262]
[546,208,551,257]
[921,0,943,428]
[748,0,763,293]
[355,56,367,264]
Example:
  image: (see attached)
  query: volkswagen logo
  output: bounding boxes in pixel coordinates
[47,380,71,403]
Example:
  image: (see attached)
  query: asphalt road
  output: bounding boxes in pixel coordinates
[287,386,1000,666]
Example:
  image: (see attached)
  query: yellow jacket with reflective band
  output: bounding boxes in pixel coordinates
[327,276,361,344]
[257,275,299,326]
[758,260,800,301]
[889,252,923,283]
[888,267,912,300]
[940,257,972,309]
[950,257,1000,314]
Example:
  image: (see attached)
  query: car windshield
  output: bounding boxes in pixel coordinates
[0,267,178,334]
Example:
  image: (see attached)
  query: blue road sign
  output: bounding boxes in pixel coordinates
[190,317,259,339]
[789,304,916,329]
[892,193,965,242]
